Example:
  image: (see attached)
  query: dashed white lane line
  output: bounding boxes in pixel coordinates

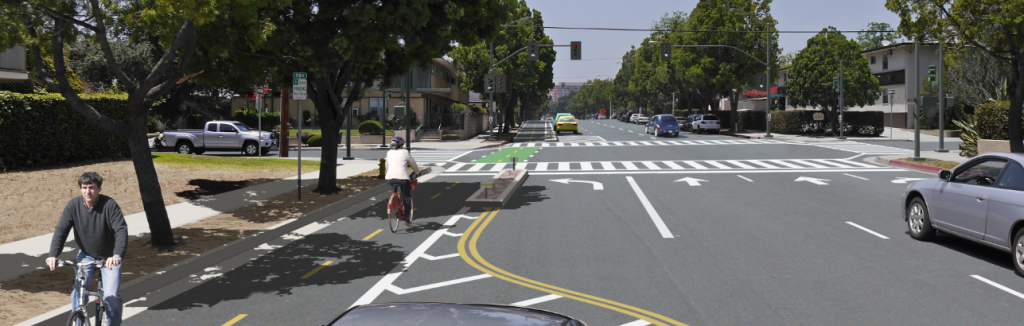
[626,176,674,239]
[737,175,753,182]
[972,275,1024,300]
[511,294,563,307]
[845,222,889,239]
[844,173,869,180]
[620,320,652,326]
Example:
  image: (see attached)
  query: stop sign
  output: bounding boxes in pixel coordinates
[600,108,606,114]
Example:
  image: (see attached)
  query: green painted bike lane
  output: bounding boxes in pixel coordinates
[473,147,540,163]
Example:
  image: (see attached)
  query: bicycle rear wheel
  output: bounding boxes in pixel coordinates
[66,310,86,326]
[388,196,400,233]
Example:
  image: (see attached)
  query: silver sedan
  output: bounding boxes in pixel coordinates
[902,152,1024,276]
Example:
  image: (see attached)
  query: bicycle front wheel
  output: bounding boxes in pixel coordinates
[66,310,86,326]
[95,304,108,326]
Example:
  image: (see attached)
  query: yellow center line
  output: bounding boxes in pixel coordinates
[430,193,441,199]
[451,182,460,186]
[300,261,334,279]
[222,314,248,326]
[362,229,383,241]
[458,209,687,326]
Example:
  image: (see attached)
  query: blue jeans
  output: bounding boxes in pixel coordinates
[72,251,122,326]
[388,179,413,218]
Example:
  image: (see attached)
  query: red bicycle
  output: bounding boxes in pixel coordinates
[387,178,416,233]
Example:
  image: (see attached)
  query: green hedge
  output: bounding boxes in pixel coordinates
[357,120,384,135]
[233,107,281,131]
[0,91,131,171]
[769,110,884,136]
[976,101,1010,140]
[306,134,322,147]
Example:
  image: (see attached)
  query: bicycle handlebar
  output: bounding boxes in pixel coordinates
[57,260,104,268]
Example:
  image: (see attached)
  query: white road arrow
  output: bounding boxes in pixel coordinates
[795,176,830,185]
[549,178,604,190]
[892,177,927,184]
[674,177,708,186]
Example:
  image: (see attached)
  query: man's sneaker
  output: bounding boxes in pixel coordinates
[405,221,411,226]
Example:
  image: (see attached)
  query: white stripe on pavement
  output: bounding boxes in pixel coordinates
[626,176,674,239]
[972,275,1024,300]
[845,222,889,239]
[511,294,563,307]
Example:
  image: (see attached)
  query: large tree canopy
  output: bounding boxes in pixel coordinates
[856,22,900,50]
[787,27,880,134]
[209,0,511,192]
[886,0,1024,152]
[449,0,554,134]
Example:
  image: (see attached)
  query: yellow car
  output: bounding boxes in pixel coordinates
[555,116,578,134]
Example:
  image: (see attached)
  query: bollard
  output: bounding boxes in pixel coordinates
[378,158,386,179]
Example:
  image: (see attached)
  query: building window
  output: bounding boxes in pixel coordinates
[871,56,876,64]
[882,55,888,70]
[368,98,384,116]
[882,88,888,103]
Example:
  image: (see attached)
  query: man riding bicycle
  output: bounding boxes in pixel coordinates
[385,136,419,225]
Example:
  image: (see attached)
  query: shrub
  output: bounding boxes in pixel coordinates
[976,100,1010,140]
[306,134,322,147]
[953,114,979,157]
[442,133,460,140]
[233,106,281,130]
[358,120,384,135]
[300,132,316,144]
[0,91,131,171]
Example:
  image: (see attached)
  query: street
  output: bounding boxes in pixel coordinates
[29,120,1016,326]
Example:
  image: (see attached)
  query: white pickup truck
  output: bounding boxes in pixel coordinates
[159,121,277,155]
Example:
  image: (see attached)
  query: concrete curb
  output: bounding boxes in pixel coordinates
[465,169,529,207]
[883,158,946,173]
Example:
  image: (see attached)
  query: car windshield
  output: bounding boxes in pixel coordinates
[233,123,252,131]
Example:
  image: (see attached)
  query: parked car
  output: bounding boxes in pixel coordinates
[324,302,589,326]
[160,120,277,156]
[555,115,579,134]
[634,114,649,124]
[690,114,720,133]
[629,113,639,123]
[646,114,679,137]
[902,153,1024,276]
[680,114,699,132]
[620,113,631,122]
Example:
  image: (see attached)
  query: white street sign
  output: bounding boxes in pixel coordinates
[549,178,603,190]
[795,176,830,185]
[892,177,926,184]
[674,177,708,186]
[293,78,307,100]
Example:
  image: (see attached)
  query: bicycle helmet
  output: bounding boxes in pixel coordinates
[390,136,405,148]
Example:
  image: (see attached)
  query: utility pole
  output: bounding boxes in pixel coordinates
[936,43,949,153]
[838,59,845,140]
[912,42,923,160]
[488,41,495,140]
[764,22,773,138]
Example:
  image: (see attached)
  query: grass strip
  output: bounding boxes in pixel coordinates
[287,129,394,136]
[152,153,322,172]
[895,158,961,170]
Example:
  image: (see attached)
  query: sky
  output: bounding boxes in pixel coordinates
[524,0,903,83]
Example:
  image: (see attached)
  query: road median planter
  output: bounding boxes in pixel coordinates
[887,158,946,173]
[465,169,529,207]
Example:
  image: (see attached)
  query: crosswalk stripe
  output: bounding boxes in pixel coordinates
[468,164,485,172]
[448,163,467,171]
[767,160,804,169]
[536,163,549,171]
[790,159,828,168]
[837,159,876,168]
[749,160,781,169]
[683,161,708,170]
[705,161,732,169]
[558,162,570,171]
[641,161,661,170]
[813,159,854,168]
[489,163,507,171]
[725,160,756,169]
[663,161,685,169]
[580,162,594,170]
[622,162,639,170]
[601,162,615,170]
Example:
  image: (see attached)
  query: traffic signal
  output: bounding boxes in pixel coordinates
[527,42,539,61]
[927,64,937,85]
[660,42,671,60]
[496,75,507,93]
[570,41,581,60]
[755,73,767,91]
[485,74,494,92]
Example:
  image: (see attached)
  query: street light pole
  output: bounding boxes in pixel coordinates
[838,58,845,140]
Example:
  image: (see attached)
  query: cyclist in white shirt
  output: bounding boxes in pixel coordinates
[385,137,419,225]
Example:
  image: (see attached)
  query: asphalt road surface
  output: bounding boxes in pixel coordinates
[45,119,1022,326]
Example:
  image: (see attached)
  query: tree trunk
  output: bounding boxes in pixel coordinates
[313,82,342,193]
[1009,57,1024,153]
[127,119,176,246]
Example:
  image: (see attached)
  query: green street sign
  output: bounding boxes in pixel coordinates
[293,72,307,79]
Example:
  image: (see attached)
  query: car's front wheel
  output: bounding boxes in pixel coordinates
[243,141,259,156]
[907,197,936,241]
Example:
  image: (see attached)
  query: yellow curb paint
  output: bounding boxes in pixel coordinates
[458,209,687,326]
[431,193,441,199]
[222,314,247,326]
[300,261,334,279]
[362,229,383,241]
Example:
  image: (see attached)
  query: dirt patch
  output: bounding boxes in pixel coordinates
[0,170,384,326]
[0,159,314,245]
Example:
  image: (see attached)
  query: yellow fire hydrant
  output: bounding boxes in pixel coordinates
[378,158,387,179]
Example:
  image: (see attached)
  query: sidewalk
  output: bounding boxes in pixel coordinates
[733,127,960,143]
[0,160,380,282]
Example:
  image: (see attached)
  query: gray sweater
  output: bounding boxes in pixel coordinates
[49,195,128,258]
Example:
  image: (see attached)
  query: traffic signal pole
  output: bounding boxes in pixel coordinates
[838,59,845,140]
[936,43,949,153]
